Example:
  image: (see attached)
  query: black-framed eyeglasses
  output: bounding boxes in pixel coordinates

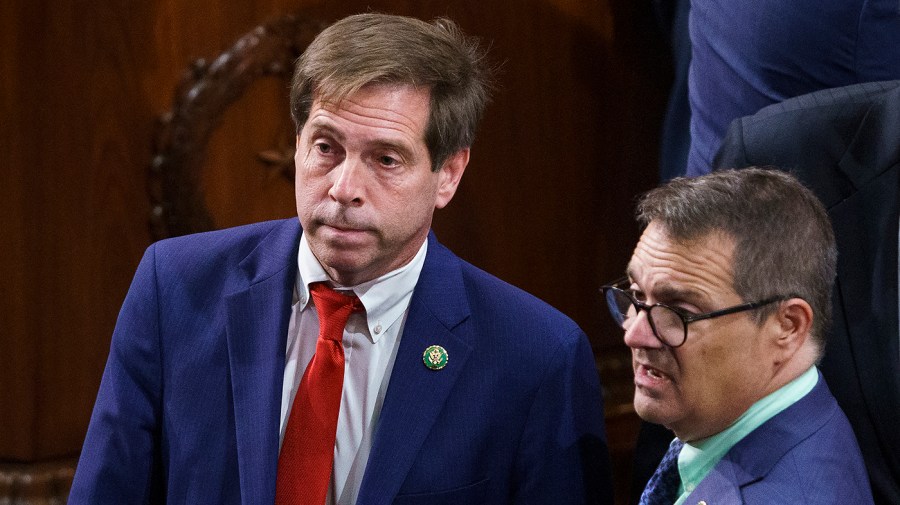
[600,277,787,348]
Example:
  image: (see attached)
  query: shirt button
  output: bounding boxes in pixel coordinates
[374,323,382,335]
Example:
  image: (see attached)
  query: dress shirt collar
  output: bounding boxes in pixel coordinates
[673,366,819,502]
[295,233,427,343]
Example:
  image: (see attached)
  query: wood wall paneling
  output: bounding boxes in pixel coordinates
[1,0,670,502]
[1,0,39,463]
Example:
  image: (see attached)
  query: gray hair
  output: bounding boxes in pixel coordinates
[636,168,837,355]
[290,13,494,171]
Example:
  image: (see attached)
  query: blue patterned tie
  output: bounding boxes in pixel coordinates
[639,438,685,505]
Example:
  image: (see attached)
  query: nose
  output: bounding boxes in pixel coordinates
[328,157,365,206]
[622,310,663,350]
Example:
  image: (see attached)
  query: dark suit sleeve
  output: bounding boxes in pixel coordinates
[69,245,163,504]
[511,328,613,505]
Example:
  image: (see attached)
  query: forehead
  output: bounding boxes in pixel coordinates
[305,83,431,142]
[628,221,736,299]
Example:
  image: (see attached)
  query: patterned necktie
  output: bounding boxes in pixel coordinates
[639,437,685,505]
[276,283,362,505]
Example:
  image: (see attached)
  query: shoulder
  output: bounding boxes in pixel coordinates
[143,218,300,288]
[427,238,583,342]
[715,80,900,204]
[740,80,900,131]
[731,378,874,502]
[151,219,298,261]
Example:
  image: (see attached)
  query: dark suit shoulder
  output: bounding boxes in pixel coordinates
[147,218,300,296]
[715,80,900,206]
[152,219,297,264]
[723,80,900,153]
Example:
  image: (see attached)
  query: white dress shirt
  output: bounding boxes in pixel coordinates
[279,233,426,505]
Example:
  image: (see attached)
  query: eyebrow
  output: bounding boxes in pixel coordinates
[654,284,705,305]
[305,120,418,162]
[625,267,707,304]
[306,121,345,143]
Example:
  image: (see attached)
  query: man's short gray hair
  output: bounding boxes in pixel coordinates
[637,168,837,356]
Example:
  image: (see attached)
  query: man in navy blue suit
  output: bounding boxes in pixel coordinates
[604,169,873,503]
[69,13,612,505]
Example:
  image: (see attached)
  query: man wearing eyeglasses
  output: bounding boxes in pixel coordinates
[603,168,874,504]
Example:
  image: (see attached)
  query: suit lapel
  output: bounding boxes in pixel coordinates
[686,374,834,503]
[356,234,472,505]
[225,220,301,504]
[685,458,744,503]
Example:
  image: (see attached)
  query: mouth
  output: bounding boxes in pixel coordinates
[645,365,664,379]
[324,223,362,233]
[634,362,673,387]
[318,220,371,235]
[311,221,370,246]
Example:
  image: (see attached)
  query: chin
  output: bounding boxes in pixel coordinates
[633,391,673,428]
[315,250,367,273]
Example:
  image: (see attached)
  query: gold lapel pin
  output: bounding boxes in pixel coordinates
[423,345,448,370]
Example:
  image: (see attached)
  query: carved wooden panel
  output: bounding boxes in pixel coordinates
[149,15,324,240]
[0,459,75,505]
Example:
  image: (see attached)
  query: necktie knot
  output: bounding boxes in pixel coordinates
[309,283,362,342]
[639,437,684,505]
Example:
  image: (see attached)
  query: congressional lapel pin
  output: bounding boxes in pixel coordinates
[423,345,448,370]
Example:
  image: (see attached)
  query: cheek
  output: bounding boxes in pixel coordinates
[294,180,326,220]
[294,181,315,204]
[675,343,722,398]
[295,165,330,195]
[688,341,745,403]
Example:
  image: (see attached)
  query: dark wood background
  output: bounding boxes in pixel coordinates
[0,0,671,500]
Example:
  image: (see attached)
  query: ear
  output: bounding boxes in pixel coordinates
[435,148,469,209]
[770,298,814,363]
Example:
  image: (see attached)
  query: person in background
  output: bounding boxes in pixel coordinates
[69,13,612,504]
[715,80,900,504]
[685,0,900,176]
[605,168,873,503]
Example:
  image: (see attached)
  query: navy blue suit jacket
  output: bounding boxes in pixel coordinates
[69,219,612,504]
[685,373,872,503]
[715,80,900,504]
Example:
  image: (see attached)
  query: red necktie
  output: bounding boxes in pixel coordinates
[276,283,362,505]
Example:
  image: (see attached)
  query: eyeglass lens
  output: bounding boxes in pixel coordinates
[606,289,685,346]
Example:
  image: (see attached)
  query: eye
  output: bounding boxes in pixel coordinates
[314,141,332,154]
[667,304,697,317]
[378,154,400,167]
[659,298,703,317]
[627,288,647,302]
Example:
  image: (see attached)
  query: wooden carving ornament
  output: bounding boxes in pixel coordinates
[149,15,324,240]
